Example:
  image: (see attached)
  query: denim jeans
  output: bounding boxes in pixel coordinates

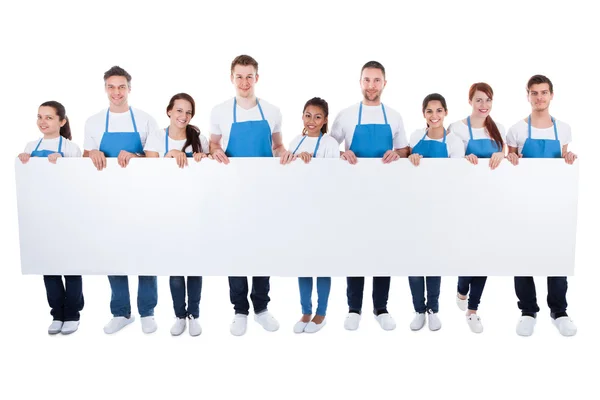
[515,276,568,315]
[170,276,202,318]
[408,276,441,313]
[346,276,391,314]
[298,277,331,316]
[228,276,270,315]
[108,275,157,317]
[44,275,84,321]
[457,276,488,311]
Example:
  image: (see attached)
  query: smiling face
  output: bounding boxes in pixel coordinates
[423,100,447,128]
[168,99,193,130]
[360,67,386,104]
[469,90,493,118]
[37,106,65,136]
[527,83,553,112]
[231,64,258,98]
[105,75,130,108]
[302,105,327,136]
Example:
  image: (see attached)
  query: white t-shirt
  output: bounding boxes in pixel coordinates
[409,128,465,158]
[209,97,282,152]
[24,137,82,157]
[144,128,210,156]
[506,118,572,154]
[84,107,160,152]
[330,103,409,151]
[448,119,506,152]
[288,134,340,158]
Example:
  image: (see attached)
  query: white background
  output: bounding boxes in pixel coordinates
[1,0,599,399]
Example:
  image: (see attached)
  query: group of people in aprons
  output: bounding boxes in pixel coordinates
[19,55,577,338]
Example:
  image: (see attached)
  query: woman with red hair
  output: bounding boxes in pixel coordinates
[448,82,507,334]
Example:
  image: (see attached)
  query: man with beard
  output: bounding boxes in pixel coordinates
[506,74,578,337]
[330,61,409,331]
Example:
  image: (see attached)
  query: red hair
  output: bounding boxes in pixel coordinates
[469,83,503,149]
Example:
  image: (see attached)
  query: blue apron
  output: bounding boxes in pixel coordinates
[225,98,272,157]
[165,127,193,157]
[292,133,323,157]
[521,115,561,158]
[412,129,448,158]
[465,116,501,157]
[348,103,393,158]
[99,107,144,157]
[30,136,64,157]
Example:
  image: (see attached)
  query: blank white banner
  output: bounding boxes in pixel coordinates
[14,158,578,276]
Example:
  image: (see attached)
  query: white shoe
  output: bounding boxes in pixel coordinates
[170,318,186,336]
[61,321,79,335]
[456,294,468,311]
[104,316,135,334]
[428,311,442,331]
[304,318,327,333]
[293,320,308,334]
[254,311,280,332]
[466,314,483,333]
[230,314,248,336]
[375,313,396,331]
[516,315,536,336]
[48,320,63,335]
[141,316,157,334]
[553,316,577,337]
[189,316,202,336]
[410,313,426,331]
[344,313,361,331]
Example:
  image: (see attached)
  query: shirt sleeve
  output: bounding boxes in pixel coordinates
[506,125,518,148]
[271,107,282,134]
[144,128,164,153]
[65,141,82,157]
[448,136,466,158]
[209,107,222,136]
[199,135,210,154]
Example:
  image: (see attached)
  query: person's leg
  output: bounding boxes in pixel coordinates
[186,276,202,319]
[372,276,390,315]
[250,276,271,314]
[346,277,365,313]
[315,277,331,317]
[43,275,65,321]
[229,277,250,315]
[63,275,84,321]
[108,275,131,317]
[408,277,426,313]
[298,277,313,315]
[467,277,488,312]
[425,276,441,313]
[169,276,187,318]
[514,276,540,316]
[137,276,158,317]
[547,277,568,318]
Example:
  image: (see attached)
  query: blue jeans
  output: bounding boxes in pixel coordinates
[228,276,270,315]
[346,276,390,314]
[170,276,202,318]
[108,275,157,317]
[298,277,331,316]
[408,276,441,313]
[457,276,488,311]
[44,275,84,321]
[515,276,568,316]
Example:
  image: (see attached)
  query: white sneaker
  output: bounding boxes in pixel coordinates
[428,311,442,331]
[293,320,308,334]
[466,314,483,333]
[61,321,79,335]
[456,294,468,311]
[304,319,327,334]
[344,313,361,331]
[48,320,63,335]
[254,311,280,332]
[410,313,426,331]
[516,315,536,336]
[170,318,186,336]
[375,313,397,331]
[230,314,248,336]
[553,316,577,337]
[141,316,157,334]
[104,316,135,334]
[188,316,202,336]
